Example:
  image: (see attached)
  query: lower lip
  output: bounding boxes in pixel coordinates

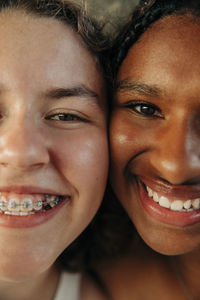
[0,198,70,229]
[138,179,200,227]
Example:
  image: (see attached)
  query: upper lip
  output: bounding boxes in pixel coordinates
[0,185,68,196]
[138,176,200,200]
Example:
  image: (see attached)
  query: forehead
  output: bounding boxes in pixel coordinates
[0,9,85,55]
[0,10,105,99]
[118,14,200,88]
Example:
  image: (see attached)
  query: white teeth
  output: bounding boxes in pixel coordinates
[171,200,183,211]
[8,198,20,212]
[147,186,153,197]
[147,188,159,202]
[183,200,192,209]
[192,199,200,210]
[0,194,63,216]
[10,212,20,216]
[0,196,7,211]
[33,199,43,211]
[21,198,33,212]
[20,212,29,216]
[153,192,159,202]
[46,195,56,203]
[146,185,200,212]
[4,211,12,215]
[46,195,59,208]
[159,196,170,208]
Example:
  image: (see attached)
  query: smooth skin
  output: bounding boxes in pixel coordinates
[100,14,200,300]
[0,10,108,300]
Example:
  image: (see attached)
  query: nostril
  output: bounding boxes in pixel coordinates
[181,175,200,186]
[150,149,200,185]
[158,175,200,186]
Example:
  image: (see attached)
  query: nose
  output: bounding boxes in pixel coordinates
[150,117,200,185]
[0,117,50,170]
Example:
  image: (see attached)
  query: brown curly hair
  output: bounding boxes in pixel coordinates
[0,0,110,75]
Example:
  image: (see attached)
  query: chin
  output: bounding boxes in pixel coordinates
[0,255,54,282]
[0,240,58,282]
[135,221,200,256]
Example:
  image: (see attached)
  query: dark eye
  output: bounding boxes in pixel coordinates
[126,102,163,118]
[47,113,84,122]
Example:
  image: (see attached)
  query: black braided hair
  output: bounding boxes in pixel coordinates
[112,0,200,76]
[98,0,200,261]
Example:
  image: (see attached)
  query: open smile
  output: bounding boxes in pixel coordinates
[146,186,200,212]
[0,193,70,216]
[0,191,71,228]
[137,177,200,227]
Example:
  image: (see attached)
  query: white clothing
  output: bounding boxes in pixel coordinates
[54,272,81,300]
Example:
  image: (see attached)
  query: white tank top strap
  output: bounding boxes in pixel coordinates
[54,272,81,300]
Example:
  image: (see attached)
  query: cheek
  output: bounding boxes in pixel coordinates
[50,128,108,193]
[110,114,145,173]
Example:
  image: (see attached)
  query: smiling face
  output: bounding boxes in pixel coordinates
[110,14,200,255]
[0,10,108,280]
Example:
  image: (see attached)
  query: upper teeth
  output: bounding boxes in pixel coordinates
[0,194,61,216]
[146,186,200,212]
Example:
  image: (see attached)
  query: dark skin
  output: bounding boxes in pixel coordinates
[99,243,190,300]
[101,14,200,299]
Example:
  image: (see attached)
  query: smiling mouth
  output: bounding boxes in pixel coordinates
[142,183,200,212]
[137,178,200,227]
[0,193,70,216]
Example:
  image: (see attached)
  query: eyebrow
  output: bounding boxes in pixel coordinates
[44,84,99,102]
[116,79,162,97]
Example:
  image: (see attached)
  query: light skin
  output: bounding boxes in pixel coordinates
[106,14,200,299]
[0,10,108,300]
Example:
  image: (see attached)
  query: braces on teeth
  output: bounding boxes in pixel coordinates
[0,195,62,216]
[146,186,200,212]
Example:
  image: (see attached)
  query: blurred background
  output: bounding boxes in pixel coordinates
[86,0,139,19]
[74,0,139,33]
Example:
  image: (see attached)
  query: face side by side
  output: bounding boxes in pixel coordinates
[0,10,108,281]
[110,14,200,255]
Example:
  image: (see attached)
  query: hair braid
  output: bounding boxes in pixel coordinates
[112,0,200,76]
[99,0,200,261]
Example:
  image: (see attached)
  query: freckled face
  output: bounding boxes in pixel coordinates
[0,11,108,280]
[110,15,200,255]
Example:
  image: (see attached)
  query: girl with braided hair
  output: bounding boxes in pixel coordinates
[98,0,200,299]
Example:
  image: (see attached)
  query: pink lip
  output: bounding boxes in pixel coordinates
[139,176,200,200]
[0,185,65,195]
[138,178,200,227]
[0,197,70,229]
[0,185,71,228]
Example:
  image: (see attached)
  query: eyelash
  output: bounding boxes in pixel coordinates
[124,101,163,118]
[46,113,87,123]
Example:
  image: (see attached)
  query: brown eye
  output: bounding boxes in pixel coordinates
[126,102,163,118]
[47,113,84,122]
[136,105,156,115]
[52,114,79,121]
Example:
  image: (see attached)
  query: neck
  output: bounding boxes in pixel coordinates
[0,264,60,300]
[173,250,200,300]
